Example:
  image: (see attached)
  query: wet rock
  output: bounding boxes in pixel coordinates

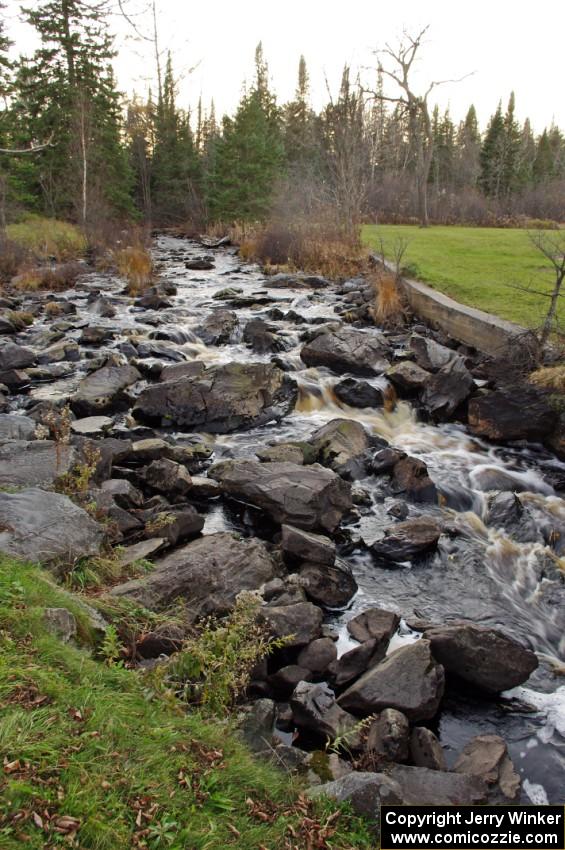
[269,665,312,696]
[260,601,323,647]
[160,361,205,382]
[80,326,117,346]
[195,309,238,345]
[0,440,76,487]
[0,413,37,441]
[338,640,445,722]
[424,622,538,692]
[391,456,438,504]
[0,368,29,388]
[43,607,78,643]
[135,290,172,310]
[91,297,116,318]
[301,328,390,376]
[485,492,540,542]
[387,361,432,394]
[143,458,192,498]
[70,416,114,437]
[185,255,215,270]
[365,709,410,763]
[101,478,144,509]
[134,362,297,433]
[281,524,336,566]
[454,734,521,803]
[0,342,36,371]
[243,318,286,353]
[0,487,103,563]
[307,771,387,820]
[0,316,16,335]
[410,335,457,372]
[240,699,276,752]
[309,418,371,479]
[137,341,186,362]
[297,638,338,674]
[189,476,221,499]
[330,639,385,687]
[299,559,358,608]
[371,517,442,564]
[333,378,385,409]
[410,727,447,771]
[371,447,405,475]
[421,357,474,420]
[38,339,80,364]
[143,506,204,546]
[346,608,400,645]
[209,459,352,533]
[290,681,357,740]
[72,364,141,416]
[388,764,487,805]
[110,532,277,616]
[473,466,543,494]
[468,390,558,442]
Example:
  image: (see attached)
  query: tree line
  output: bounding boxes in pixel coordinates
[1,0,564,233]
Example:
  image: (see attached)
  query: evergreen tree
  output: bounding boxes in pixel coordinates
[283,55,318,167]
[207,43,284,222]
[455,105,481,189]
[479,101,506,198]
[500,91,521,198]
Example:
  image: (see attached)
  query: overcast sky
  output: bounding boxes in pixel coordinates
[4,0,565,131]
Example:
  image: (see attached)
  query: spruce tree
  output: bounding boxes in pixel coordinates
[479,101,506,198]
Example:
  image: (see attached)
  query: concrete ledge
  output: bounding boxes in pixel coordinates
[396,273,526,357]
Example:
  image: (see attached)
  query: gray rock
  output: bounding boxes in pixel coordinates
[301,328,390,375]
[0,440,76,487]
[195,309,238,345]
[299,559,358,608]
[282,524,336,566]
[134,362,297,433]
[72,364,141,416]
[110,532,277,616]
[70,416,114,436]
[257,443,305,464]
[366,708,410,763]
[305,752,353,785]
[338,640,445,722]
[334,378,385,409]
[424,621,538,692]
[347,608,400,645]
[101,478,144,509]
[160,361,205,382]
[243,318,287,353]
[387,361,432,394]
[307,772,387,821]
[143,506,204,547]
[309,418,371,479]
[189,476,221,498]
[143,458,192,497]
[43,607,78,643]
[410,726,447,771]
[0,342,36,371]
[421,357,474,419]
[371,516,442,563]
[240,699,276,752]
[0,487,103,563]
[208,460,352,533]
[0,413,37,441]
[269,665,312,695]
[468,390,558,443]
[410,336,457,372]
[118,538,165,567]
[290,681,357,741]
[391,456,438,504]
[453,734,521,803]
[329,639,385,687]
[260,601,323,647]
[386,764,487,805]
[297,638,338,674]
[486,492,540,542]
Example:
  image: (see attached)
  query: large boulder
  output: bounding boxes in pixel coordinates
[0,342,36,371]
[134,363,297,433]
[301,328,390,375]
[386,361,432,395]
[290,681,357,741]
[391,456,438,504]
[281,524,336,566]
[0,487,103,563]
[410,335,457,372]
[347,608,400,645]
[365,708,410,763]
[421,357,474,420]
[299,559,358,608]
[338,640,445,722]
[424,622,538,692]
[208,460,352,533]
[259,601,323,647]
[468,390,558,442]
[334,378,385,409]
[110,532,277,616]
[0,440,76,487]
[243,319,287,353]
[485,492,540,543]
[309,418,371,479]
[0,414,37,441]
[371,516,442,564]
[72,364,141,416]
[195,309,238,345]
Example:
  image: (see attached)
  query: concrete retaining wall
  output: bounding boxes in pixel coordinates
[395,273,526,356]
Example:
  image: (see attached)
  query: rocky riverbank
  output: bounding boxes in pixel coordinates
[0,235,564,819]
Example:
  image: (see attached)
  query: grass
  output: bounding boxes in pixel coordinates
[6,217,86,263]
[0,557,373,850]
[115,246,154,295]
[362,224,562,328]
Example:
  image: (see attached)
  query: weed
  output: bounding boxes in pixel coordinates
[145,512,176,536]
[369,270,405,328]
[5,310,34,329]
[115,245,153,295]
[530,365,565,393]
[55,444,100,496]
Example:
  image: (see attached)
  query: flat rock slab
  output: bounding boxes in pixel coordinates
[118,538,166,568]
[0,414,37,441]
[0,487,103,563]
[71,416,114,436]
[209,459,352,533]
[110,532,278,617]
[72,364,141,416]
[0,440,76,487]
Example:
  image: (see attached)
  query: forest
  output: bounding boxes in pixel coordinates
[1,0,565,237]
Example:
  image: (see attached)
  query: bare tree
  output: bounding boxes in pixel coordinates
[365,26,470,227]
[529,231,565,348]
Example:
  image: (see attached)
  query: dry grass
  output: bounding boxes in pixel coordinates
[7,217,86,262]
[5,310,34,329]
[114,245,154,295]
[369,270,405,327]
[529,365,565,393]
[11,262,82,293]
[44,301,64,317]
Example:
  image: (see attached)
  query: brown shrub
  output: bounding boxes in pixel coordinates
[44,301,64,317]
[11,262,83,293]
[369,271,405,328]
[529,365,565,393]
[0,237,30,283]
[114,246,153,296]
[5,310,34,330]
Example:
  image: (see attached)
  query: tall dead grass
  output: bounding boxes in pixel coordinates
[369,270,405,328]
[115,245,154,296]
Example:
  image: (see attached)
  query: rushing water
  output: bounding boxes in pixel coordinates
[30,234,565,801]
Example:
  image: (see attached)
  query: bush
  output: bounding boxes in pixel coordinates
[114,245,153,295]
[6,216,86,262]
[10,262,82,293]
[369,270,405,328]
[0,237,29,283]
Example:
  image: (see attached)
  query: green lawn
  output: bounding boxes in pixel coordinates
[362,224,561,328]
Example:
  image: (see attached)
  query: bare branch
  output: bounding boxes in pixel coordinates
[0,137,55,155]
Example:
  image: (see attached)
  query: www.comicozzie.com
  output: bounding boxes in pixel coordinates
[380,805,565,849]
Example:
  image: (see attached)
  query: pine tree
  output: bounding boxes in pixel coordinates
[207,43,284,222]
[479,101,506,198]
[500,92,521,198]
[284,55,318,167]
[455,105,481,189]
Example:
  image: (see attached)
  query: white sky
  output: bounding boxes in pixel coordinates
[4,0,565,132]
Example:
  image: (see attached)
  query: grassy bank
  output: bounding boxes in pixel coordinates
[0,557,372,850]
[362,224,561,328]
[6,217,86,262]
